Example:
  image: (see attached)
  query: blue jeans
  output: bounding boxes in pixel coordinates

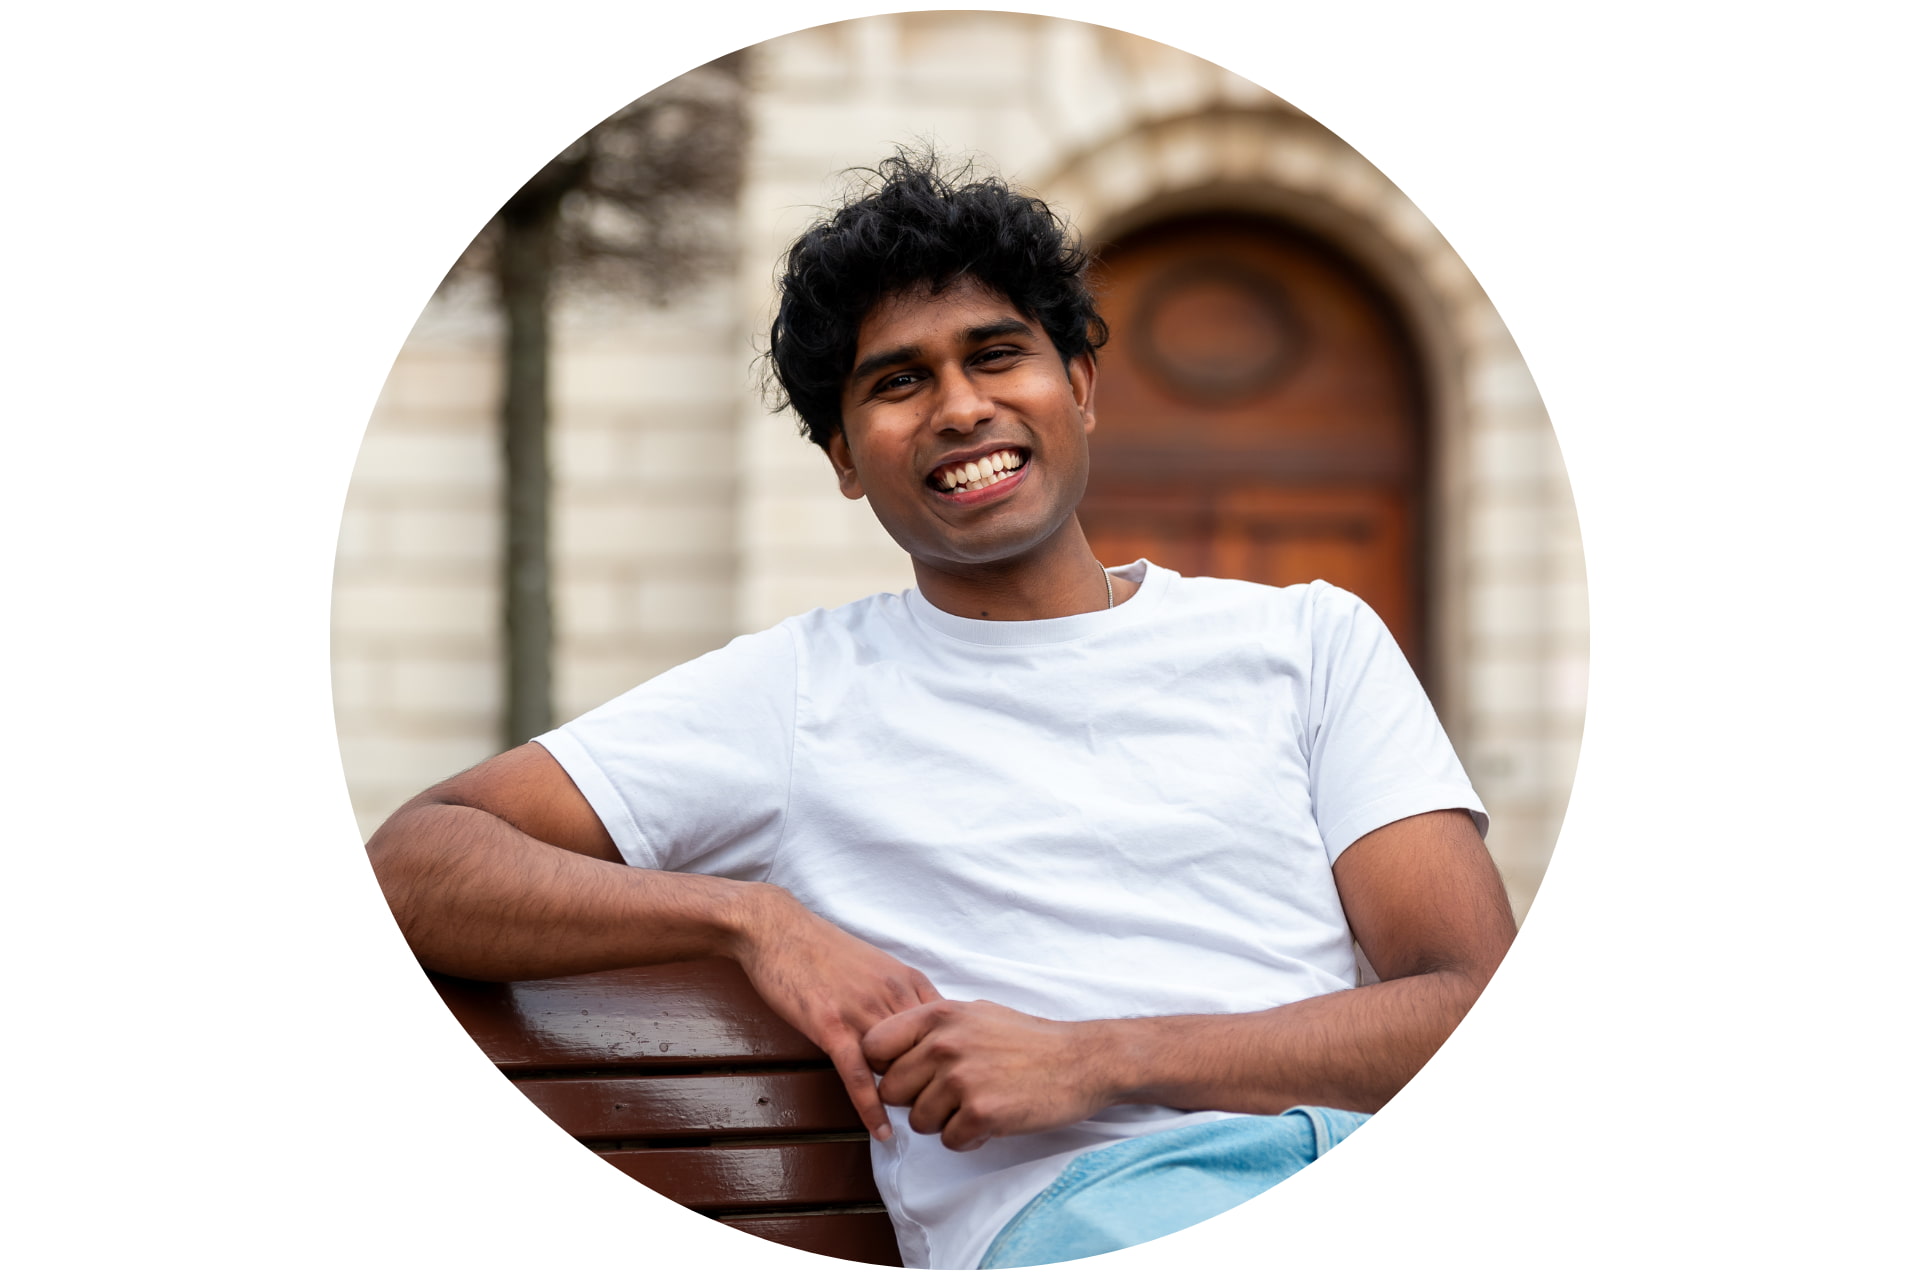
[977,1108,1369,1268]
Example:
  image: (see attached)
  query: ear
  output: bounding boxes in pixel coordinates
[824,430,865,500]
[1067,352,1098,436]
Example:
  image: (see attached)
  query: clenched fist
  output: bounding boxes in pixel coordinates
[862,999,1119,1152]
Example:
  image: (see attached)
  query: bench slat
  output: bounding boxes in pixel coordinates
[517,1069,860,1141]
[723,1211,904,1266]
[431,961,823,1071]
[600,1141,879,1210]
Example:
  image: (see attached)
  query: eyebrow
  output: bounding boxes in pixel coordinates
[847,316,1038,387]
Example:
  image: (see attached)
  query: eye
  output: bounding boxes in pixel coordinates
[875,370,922,394]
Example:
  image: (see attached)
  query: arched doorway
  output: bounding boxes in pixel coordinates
[1080,214,1430,675]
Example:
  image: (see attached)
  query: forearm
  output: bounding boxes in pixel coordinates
[368,799,776,981]
[1090,968,1486,1116]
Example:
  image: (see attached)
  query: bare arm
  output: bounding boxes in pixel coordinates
[368,743,941,1137]
[863,809,1514,1150]
[369,743,767,979]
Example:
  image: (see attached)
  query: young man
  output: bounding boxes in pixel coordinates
[368,153,1515,1269]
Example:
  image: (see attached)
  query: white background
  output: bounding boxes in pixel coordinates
[5,1,1914,1274]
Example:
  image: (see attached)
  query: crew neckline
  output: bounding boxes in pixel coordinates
[904,559,1171,646]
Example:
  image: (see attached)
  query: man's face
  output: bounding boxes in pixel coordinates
[827,277,1097,576]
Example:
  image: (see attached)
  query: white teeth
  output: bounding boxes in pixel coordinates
[934,451,1025,491]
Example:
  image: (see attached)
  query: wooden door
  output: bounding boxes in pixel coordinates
[1080,216,1428,674]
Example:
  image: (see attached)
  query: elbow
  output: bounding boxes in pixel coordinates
[363,798,460,950]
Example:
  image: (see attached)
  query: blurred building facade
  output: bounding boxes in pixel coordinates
[333,12,1585,922]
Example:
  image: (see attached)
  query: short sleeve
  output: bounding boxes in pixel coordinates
[533,624,798,878]
[1305,583,1488,861]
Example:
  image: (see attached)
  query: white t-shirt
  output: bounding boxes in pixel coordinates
[536,561,1485,1268]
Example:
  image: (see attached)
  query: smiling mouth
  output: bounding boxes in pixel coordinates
[928,448,1028,493]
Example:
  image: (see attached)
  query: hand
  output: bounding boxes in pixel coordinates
[861,1000,1116,1152]
[730,887,941,1140]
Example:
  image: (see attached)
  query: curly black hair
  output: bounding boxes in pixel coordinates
[766,149,1109,450]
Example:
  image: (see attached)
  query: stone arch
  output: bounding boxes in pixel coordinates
[1039,106,1487,719]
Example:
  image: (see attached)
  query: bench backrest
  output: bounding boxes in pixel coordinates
[431,958,903,1266]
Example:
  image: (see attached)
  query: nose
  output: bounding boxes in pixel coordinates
[932,369,994,434]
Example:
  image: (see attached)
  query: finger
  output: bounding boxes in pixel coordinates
[942,1105,993,1153]
[861,1000,945,1070]
[826,1038,893,1142]
[874,1038,941,1108]
[883,968,937,1014]
[907,1072,963,1141]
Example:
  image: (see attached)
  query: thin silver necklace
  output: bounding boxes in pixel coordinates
[1103,566,1114,610]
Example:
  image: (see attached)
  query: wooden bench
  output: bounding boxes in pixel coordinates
[430,958,903,1266]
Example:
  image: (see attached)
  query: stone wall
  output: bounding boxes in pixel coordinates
[334,270,745,839]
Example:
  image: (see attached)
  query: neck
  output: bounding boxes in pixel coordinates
[912,519,1124,621]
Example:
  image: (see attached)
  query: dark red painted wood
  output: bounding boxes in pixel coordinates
[601,1141,880,1211]
[430,959,825,1071]
[723,1211,904,1266]
[431,961,903,1263]
[516,1070,861,1141]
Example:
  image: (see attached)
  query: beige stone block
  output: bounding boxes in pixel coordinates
[333,504,388,567]
[1466,579,1549,645]
[404,284,501,344]
[552,422,627,483]
[1468,726,1567,812]
[1371,187,1442,256]
[1468,355,1546,418]
[555,274,735,334]
[555,347,741,411]
[896,14,1046,95]
[632,420,738,481]
[745,415,834,485]
[1463,495,1550,562]
[1467,654,1543,719]
[1542,533,1587,587]
[1260,132,1331,192]
[338,730,499,810]
[1448,294,1513,354]
[743,492,854,555]
[386,656,500,718]
[1128,46,1217,121]
[374,349,500,416]
[1151,126,1217,196]
[556,493,736,563]
[346,428,500,495]
[329,655,386,715]
[331,580,496,639]
[1468,424,1548,487]
[636,577,736,635]
[555,576,629,640]
[1549,578,1591,636]
[1219,70,1284,109]
[1321,149,1390,215]
[752,101,921,167]
[1213,118,1273,184]
[1415,242,1481,307]
[385,505,497,566]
